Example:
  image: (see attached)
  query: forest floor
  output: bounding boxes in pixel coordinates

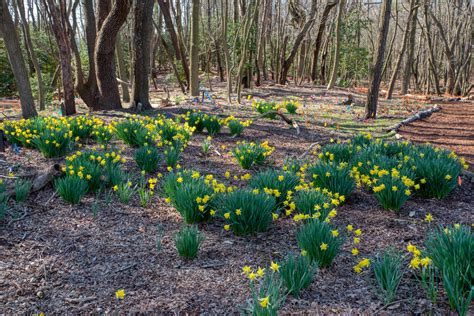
[1,82,473,314]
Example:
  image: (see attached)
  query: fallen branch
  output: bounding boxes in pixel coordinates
[385,105,441,132]
[4,164,61,199]
[256,110,300,135]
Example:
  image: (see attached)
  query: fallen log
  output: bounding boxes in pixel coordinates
[256,110,301,135]
[4,164,62,198]
[385,105,441,132]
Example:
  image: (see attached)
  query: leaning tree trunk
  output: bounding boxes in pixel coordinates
[278,0,318,85]
[189,0,200,96]
[17,0,45,111]
[116,32,130,103]
[0,0,37,118]
[94,0,131,110]
[386,0,415,99]
[130,0,154,110]
[327,0,345,90]
[401,0,418,95]
[310,0,337,82]
[365,0,392,119]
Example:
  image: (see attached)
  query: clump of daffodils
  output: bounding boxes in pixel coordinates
[231,141,274,169]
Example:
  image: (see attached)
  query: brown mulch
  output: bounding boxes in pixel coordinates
[1,101,473,315]
[399,100,474,169]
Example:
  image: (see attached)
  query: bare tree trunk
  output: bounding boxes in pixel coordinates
[0,0,37,118]
[386,0,415,99]
[401,0,418,94]
[278,0,317,85]
[189,0,200,96]
[94,0,131,110]
[310,0,337,82]
[365,0,392,119]
[221,0,233,103]
[17,0,45,111]
[130,0,154,109]
[327,0,345,90]
[116,32,130,103]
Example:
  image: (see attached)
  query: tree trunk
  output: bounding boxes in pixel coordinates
[310,0,337,82]
[43,0,76,115]
[94,0,131,110]
[130,0,153,109]
[116,32,130,103]
[422,3,441,95]
[17,0,45,111]
[401,0,418,95]
[386,0,415,99]
[278,0,317,85]
[327,0,345,89]
[0,0,37,118]
[365,0,392,119]
[189,0,200,96]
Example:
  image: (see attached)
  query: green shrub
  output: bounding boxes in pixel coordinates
[227,119,244,136]
[243,268,286,315]
[93,124,114,145]
[114,181,135,204]
[138,187,153,208]
[296,220,344,268]
[175,225,205,260]
[253,99,279,119]
[232,141,274,169]
[164,145,182,168]
[217,189,275,235]
[166,173,215,224]
[412,146,462,199]
[372,248,404,304]
[282,100,300,114]
[186,110,206,133]
[249,170,300,208]
[319,142,354,164]
[135,146,161,173]
[203,115,223,136]
[69,116,94,140]
[371,169,415,212]
[55,176,88,204]
[33,126,72,158]
[115,119,152,147]
[279,253,317,297]
[307,161,355,198]
[14,178,32,203]
[293,189,332,219]
[424,225,473,315]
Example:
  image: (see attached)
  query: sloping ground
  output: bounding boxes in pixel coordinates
[399,101,474,168]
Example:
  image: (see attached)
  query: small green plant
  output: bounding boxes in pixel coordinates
[201,136,212,155]
[412,146,462,199]
[279,253,317,297]
[115,119,152,147]
[33,126,72,158]
[14,178,32,203]
[307,161,355,198]
[371,170,415,212]
[93,124,114,146]
[249,170,300,208]
[55,176,88,204]
[242,267,286,315]
[164,145,182,168]
[282,100,300,114]
[69,116,94,140]
[227,119,244,136]
[138,187,153,207]
[217,189,276,235]
[414,263,439,304]
[319,142,354,164]
[203,115,223,136]
[174,225,205,260]
[424,225,473,315]
[293,189,332,218]
[372,248,404,304]
[253,99,279,119]
[296,220,344,268]
[135,146,161,173]
[232,141,274,169]
[186,110,206,133]
[114,181,135,204]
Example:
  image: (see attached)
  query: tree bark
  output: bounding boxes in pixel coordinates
[189,0,200,96]
[310,0,337,82]
[94,0,131,110]
[0,0,37,118]
[130,0,153,109]
[278,0,317,85]
[116,32,130,103]
[365,0,392,119]
[327,0,345,89]
[401,0,418,95]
